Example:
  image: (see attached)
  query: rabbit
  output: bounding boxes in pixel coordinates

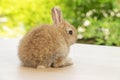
[18,7,77,68]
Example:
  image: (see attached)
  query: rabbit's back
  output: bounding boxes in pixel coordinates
[18,25,68,68]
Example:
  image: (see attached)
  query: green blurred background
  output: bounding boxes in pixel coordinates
[0,0,120,46]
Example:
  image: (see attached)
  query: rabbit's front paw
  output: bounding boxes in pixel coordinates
[37,65,46,69]
[53,57,73,68]
[65,57,73,66]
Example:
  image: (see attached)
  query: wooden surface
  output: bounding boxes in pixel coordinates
[0,39,120,80]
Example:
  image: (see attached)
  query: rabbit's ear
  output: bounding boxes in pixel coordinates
[52,7,63,25]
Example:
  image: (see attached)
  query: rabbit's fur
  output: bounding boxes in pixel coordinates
[18,7,77,68]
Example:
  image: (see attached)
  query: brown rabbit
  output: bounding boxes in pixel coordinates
[18,7,77,68]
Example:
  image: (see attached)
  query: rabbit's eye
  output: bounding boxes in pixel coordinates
[68,30,73,35]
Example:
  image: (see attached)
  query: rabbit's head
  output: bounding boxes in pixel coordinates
[52,7,77,46]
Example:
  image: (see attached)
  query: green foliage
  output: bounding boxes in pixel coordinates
[0,0,120,46]
[72,0,120,46]
[0,0,60,37]
[79,17,120,46]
